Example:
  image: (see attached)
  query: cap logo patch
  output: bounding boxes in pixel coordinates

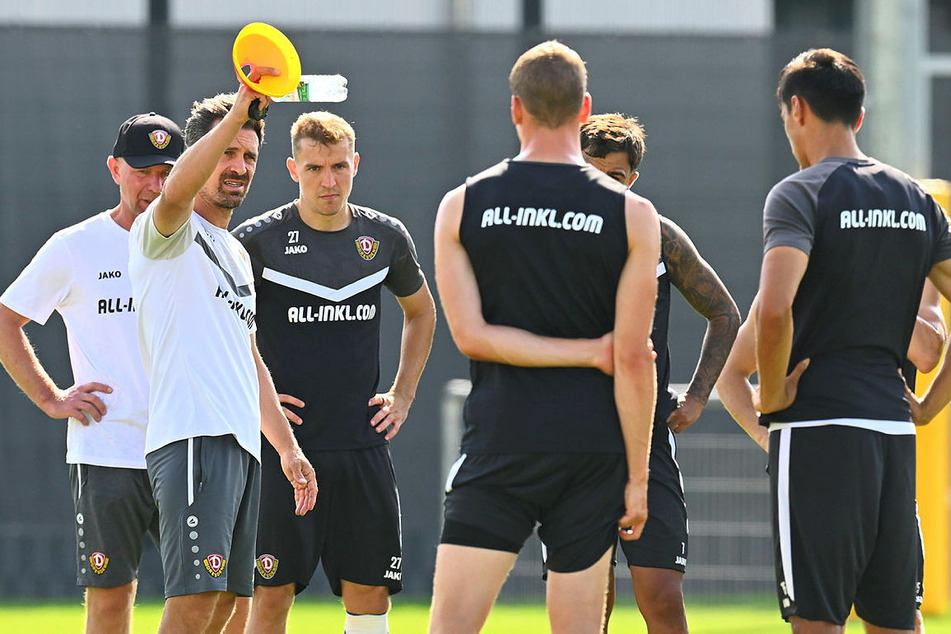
[149,130,171,149]
[255,554,279,579]
[90,551,109,575]
[355,236,379,261]
[204,553,227,577]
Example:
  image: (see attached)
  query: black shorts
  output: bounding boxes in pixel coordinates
[255,443,402,596]
[441,452,626,573]
[147,435,261,598]
[769,424,917,629]
[618,427,687,573]
[69,464,159,588]
[916,504,925,608]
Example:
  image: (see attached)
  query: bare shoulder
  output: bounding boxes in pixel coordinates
[622,190,660,247]
[438,184,466,213]
[435,184,467,241]
[623,189,658,217]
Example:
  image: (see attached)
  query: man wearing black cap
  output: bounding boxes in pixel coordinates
[0,112,183,633]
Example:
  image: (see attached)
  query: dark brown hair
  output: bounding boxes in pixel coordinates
[581,113,646,171]
[183,93,265,148]
[777,48,865,127]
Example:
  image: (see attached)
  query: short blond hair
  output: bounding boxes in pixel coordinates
[290,111,356,157]
[509,40,587,128]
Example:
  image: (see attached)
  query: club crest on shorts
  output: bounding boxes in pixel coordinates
[149,129,172,149]
[89,551,109,575]
[203,553,227,578]
[255,554,279,579]
[355,236,379,261]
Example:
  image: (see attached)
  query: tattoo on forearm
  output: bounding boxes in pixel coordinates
[661,218,741,403]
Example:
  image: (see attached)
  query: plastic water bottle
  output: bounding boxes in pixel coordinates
[275,75,348,103]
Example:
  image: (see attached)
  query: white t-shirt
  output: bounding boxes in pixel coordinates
[0,211,149,468]
[129,204,261,460]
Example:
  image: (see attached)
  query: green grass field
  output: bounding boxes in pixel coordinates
[3,600,951,633]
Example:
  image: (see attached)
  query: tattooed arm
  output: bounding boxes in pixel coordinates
[662,217,741,433]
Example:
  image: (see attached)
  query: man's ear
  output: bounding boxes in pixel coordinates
[628,171,639,187]
[790,95,807,124]
[107,156,121,185]
[511,95,523,126]
[579,92,592,123]
[853,106,865,133]
[286,156,300,183]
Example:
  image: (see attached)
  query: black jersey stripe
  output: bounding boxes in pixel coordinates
[261,266,390,302]
[193,233,252,298]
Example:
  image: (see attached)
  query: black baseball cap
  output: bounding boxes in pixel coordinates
[112,112,184,168]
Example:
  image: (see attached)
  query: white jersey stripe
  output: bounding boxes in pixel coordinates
[444,454,467,494]
[77,465,84,501]
[657,262,666,278]
[767,418,915,435]
[262,266,390,302]
[916,503,925,605]
[667,428,688,534]
[777,428,795,602]
[187,438,195,507]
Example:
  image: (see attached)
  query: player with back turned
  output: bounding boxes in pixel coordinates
[429,41,660,634]
[755,48,951,633]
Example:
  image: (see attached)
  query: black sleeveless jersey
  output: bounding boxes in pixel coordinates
[903,358,917,393]
[760,158,951,425]
[233,203,425,450]
[651,225,678,433]
[458,159,631,454]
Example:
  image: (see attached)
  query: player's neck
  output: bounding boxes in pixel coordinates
[799,128,865,169]
[195,199,234,230]
[514,124,587,165]
[109,204,136,232]
[296,199,352,232]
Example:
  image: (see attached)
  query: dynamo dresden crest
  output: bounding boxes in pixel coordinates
[89,551,109,575]
[149,129,171,149]
[204,553,227,578]
[255,554,280,579]
[355,236,380,261]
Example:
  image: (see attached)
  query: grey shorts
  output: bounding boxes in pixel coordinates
[69,464,159,588]
[147,435,260,598]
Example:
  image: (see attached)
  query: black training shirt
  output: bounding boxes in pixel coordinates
[234,203,424,450]
[760,157,951,425]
